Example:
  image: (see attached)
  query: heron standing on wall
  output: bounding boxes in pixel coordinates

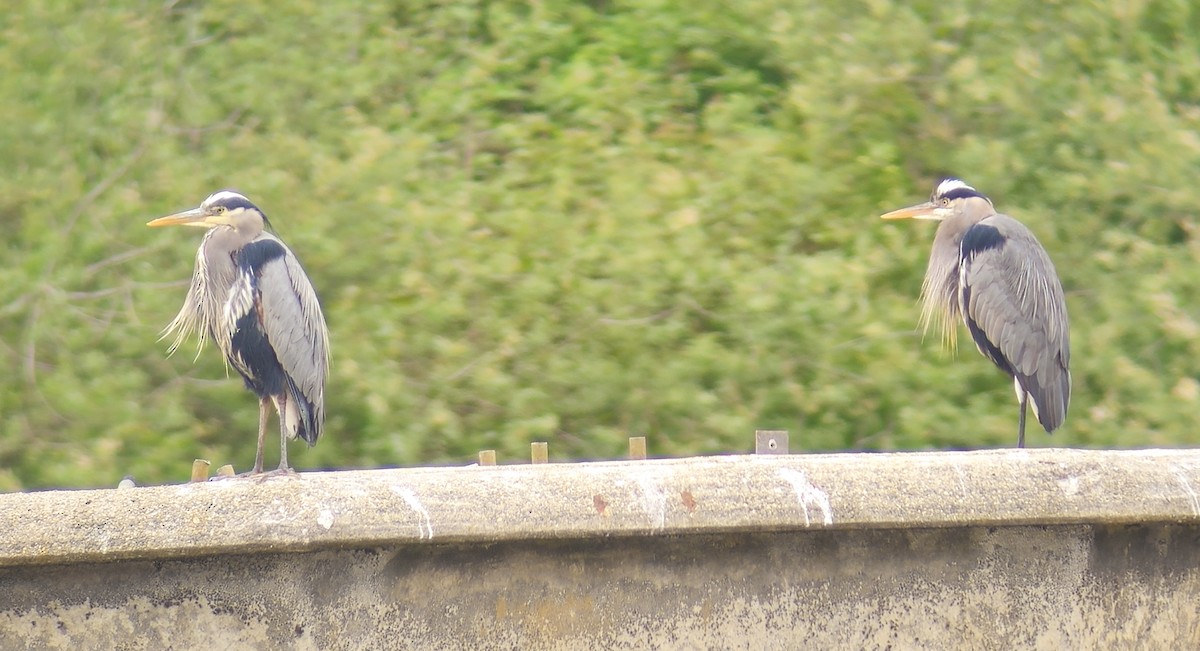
[882,179,1070,447]
[148,191,330,474]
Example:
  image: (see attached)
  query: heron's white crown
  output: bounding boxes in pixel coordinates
[934,178,976,198]
[202,190,251,208]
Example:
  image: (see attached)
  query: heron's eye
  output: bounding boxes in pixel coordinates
[213,206,226,214]
[940,198,950,207]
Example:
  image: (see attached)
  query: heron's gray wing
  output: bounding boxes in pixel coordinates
[250,235,330,440]
[959,214,1071,431]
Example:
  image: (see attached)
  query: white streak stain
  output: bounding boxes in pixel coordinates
[390,486,434,539]
[777,468,833,526]
[1056,473,1080,496]
[316,509,335,530]
[953,464,969,497]
[635,475,667,531]
[1170,465,1200,516]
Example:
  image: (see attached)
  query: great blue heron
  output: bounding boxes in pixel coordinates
[148,190,330,474]
[882,178,1070,447]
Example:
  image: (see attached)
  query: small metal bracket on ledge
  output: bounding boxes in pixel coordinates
[755,430,789,455]
[628,437,647,460]
[190,459,211,483]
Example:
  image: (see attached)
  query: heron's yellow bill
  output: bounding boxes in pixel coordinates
[880,202,939,220]
[147,207,213,228]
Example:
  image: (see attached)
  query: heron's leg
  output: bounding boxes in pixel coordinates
[253,396,270,474]
[1017,393,1028,449]
[277,392,291,472]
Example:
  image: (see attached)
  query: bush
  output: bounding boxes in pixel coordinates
[1,0,1197,488]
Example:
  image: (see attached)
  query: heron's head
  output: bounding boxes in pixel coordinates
[147,190,271,232]
[880,178,994,222]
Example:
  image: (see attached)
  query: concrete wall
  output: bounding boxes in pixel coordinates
[1,449,1198,649]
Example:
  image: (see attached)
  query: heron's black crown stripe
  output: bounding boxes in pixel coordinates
[961,223,1006,259]
[236,239,287,275]
[212,194,260,213]
[939,187,988,201]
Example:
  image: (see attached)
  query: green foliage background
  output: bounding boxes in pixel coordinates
[1,0,1198,489]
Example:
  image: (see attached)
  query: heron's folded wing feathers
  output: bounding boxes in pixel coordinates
[246,236,330,440]
[959,215,1071,431]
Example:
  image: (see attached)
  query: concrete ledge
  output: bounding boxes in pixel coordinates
[3,448,1200,649]
[2,448,1198,567]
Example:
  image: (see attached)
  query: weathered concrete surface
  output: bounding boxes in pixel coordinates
[0,449,1198,649]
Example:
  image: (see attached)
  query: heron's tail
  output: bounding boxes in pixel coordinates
[284,375,323,446]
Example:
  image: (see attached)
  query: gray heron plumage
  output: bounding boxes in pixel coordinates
[882,178,1070,447]
[149,190,330,474]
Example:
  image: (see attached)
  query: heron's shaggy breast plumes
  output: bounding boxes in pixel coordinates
[919,229,962,350]
[161,228,234,360]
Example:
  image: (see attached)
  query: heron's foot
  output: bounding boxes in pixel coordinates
[216,469,296,483]
[259,466,300,480]
[208,466,297,481]
[210,470,256,481]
